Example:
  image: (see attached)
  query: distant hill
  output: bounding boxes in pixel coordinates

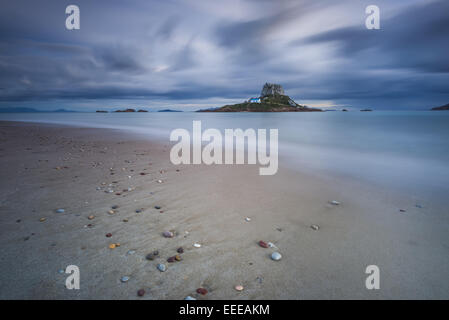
[199,83,322,112]
[0,107,77,113]
[431,103,449,111]
[158,109,182,112]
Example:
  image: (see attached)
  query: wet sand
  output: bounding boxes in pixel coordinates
[0,121,448,299]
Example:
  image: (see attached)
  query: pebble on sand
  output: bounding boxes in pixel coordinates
[109,243,116,249]
[196,288,208,295]
[330,200,340,205]
[108,210,115,215]
[146,253,156,261]
[120,276,130,283]
[163,231,174,238]
[111,205,119,209]
[157,179,163,183]
[154,206,161,210]
[88,215,95,220]
[310,224,320,231]
[245,217,251,222]
[55,209,65,213]
[235,285,244,291]
[105,233,112,238]
[157,264,167,272]
[258,241,269,248]
[185,296,196,300]
[177,247,184,254]
[268,242,276,248]
[39,217,46,222]
[193,243,201,248]
[137,289,145,297]
[271,252,282,261]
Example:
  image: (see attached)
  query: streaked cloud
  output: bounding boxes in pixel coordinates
[0,0,448,111]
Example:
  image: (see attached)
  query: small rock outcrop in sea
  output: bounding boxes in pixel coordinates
[431,103,449,110]
[114,108,136,112]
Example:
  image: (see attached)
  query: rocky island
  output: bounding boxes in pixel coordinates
[431,103,449,111]
[199,83,322,112]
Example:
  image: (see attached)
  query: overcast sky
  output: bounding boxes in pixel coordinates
[0,0,448,111]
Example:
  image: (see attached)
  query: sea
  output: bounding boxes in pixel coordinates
[1,111,448,203]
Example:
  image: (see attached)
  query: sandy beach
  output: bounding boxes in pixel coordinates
[0,121,448,300]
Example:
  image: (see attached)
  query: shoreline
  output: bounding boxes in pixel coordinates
[0,121,448,299]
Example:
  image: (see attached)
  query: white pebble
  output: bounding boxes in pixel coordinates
[271,252,282,261]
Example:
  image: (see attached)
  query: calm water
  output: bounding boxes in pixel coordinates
[2,111,449,201]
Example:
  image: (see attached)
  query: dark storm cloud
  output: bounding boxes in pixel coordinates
[155,16,181,40]
[300,0,449,73]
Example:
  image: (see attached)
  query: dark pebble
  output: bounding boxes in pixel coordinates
[154,206,161,210]
[146,253,156,261]
[177,247,184,254]
[258,241,269,248]
[167,256,176,263]
[137,289,145,297]
[106,233,112,238]
[196,288,208,295]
